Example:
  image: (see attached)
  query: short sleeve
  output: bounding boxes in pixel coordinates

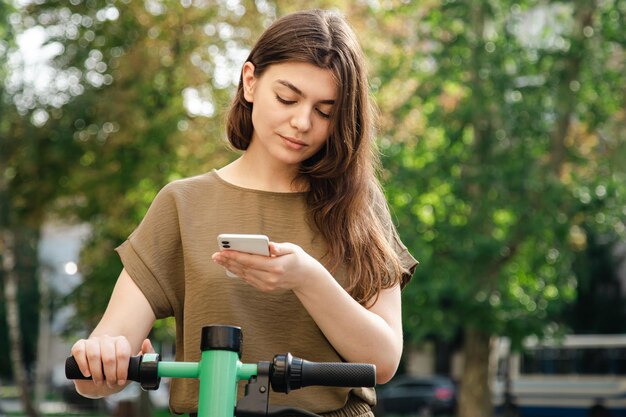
[392,232,418,289]
[115,182,185,319]
[372,185,418,289]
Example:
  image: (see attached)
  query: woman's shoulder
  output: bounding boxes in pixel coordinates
[147,171,227,209]
[160,170,223,194]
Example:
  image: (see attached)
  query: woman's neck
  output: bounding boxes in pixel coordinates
[218,154,307,193]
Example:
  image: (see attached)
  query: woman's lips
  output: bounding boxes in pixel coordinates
[280,135,307,150]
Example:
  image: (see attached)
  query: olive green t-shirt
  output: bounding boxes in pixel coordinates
[116,170,417,414]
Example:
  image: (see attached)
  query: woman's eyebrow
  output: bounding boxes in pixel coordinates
[276,79,335,104]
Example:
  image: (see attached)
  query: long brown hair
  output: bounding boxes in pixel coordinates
[226,9,408,304]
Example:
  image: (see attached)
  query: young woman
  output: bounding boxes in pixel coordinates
[70,9,417,417]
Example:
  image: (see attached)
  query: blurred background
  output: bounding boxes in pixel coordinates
[0,0,624,416]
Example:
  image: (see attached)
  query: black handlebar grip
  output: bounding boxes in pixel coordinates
[65,355,143,382]
[300,360,376,388]
[65,356,90,380]
[271,353,376,393]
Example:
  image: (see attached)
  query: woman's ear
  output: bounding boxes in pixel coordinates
[242,62,256,103]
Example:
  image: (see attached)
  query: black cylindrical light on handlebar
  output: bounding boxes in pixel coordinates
[270,353,301,393]
[139,353,161,390]
[270,353,376,394]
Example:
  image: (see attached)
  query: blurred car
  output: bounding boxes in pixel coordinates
[375,375,457,416]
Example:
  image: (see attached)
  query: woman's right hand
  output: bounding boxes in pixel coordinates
[69,269,157,398]
[70,336,154,398]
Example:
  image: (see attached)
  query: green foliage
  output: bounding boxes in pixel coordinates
[367,0,626,349]
[16,1,272,328]
[0,0,43,380]
[3,0,625,382]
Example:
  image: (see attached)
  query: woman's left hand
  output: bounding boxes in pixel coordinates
[211,242,323,292]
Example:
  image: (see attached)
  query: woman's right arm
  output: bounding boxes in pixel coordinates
[71,268,156,398]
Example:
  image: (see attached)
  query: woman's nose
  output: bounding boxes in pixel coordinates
[290,106,312,132]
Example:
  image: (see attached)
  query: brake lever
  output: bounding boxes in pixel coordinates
[235,361,271,417]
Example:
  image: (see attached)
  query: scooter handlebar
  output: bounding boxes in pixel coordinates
[270,353,376,393]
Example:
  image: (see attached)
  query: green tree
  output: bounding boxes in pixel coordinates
[7,2,625,417]
[1,3,45,416]
[16,1,272,327]
[3,1,270,414]
[366,1,625,416]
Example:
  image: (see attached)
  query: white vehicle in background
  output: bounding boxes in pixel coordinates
[493,334,626,417]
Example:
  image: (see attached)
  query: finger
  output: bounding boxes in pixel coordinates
[115,337,131,385]
[238,274,264,290]
[100,337,118,386]
[71,340,91,378]
[212,252,240,270]
[215,256,242,276]
[269,242,295,256]
[214,249,245,260]
[84,338,104,384]
[239,270,278,292]
[219,249,270,264]
[214,255,251,277]
[140,338,155,354]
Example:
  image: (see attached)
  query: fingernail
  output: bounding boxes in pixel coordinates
[118,380,126,386]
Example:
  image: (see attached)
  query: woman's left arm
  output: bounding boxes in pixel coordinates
[212,241,404,384]
[294,269,403,384]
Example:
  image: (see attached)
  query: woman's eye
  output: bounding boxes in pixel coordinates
[316,109,331,119]
[276,95,296,105]
[276,94,331,119]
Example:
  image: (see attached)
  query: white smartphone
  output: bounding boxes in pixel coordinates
[217,234,270,277]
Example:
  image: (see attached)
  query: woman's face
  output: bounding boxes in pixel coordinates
[242,61,337,168]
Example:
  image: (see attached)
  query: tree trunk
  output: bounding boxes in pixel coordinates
[35,265,51,408]
[458,328,493,417]
[1,229,41,417]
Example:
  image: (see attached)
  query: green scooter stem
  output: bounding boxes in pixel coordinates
[151,351,258,417]
[197,349,239,417]
[157,325,250,417]
[155,355,258,417]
